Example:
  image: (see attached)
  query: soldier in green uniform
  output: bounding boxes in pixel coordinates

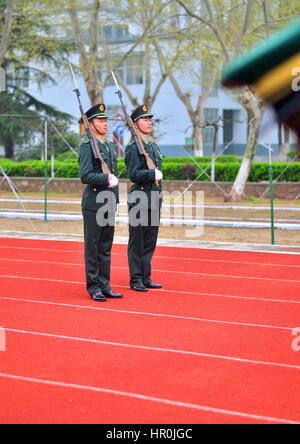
[78,103,123,302]
[125,105,163,292]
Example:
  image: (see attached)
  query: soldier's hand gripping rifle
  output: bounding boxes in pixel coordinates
[111,71,157,172]
[69,60,111,175]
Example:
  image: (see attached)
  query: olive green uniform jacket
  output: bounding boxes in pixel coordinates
[78,138,119,296]
[78,138,119,211]
[125,138,163,286]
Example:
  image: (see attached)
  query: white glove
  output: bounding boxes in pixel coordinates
[155,169,163,181]
[108,174,119,188]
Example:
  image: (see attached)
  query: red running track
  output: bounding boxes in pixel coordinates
[0,237,300,424]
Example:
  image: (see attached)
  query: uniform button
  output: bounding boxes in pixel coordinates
[141,187,144,190]
[93,188,97,192]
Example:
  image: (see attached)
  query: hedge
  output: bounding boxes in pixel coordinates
[1,158,300,182]
[162,155,242,164]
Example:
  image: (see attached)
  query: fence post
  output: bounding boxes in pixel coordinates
[44,119,48,222]
[268,138,275,245]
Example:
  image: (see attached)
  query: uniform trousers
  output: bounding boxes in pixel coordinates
[82,208,115,296]
[128,208,160,286]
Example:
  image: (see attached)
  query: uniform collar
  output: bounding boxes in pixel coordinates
[84,135,108,145]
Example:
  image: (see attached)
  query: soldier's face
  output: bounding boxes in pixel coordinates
[136,117,152,135]
[93,118,108,135]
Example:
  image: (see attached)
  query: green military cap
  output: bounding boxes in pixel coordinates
[85,103,107,120]
[131,105,153,122]
[221,18,300,140]
[222,19,300,90]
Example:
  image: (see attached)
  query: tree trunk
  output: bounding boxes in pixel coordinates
[211,124,218,182]
[0,0,16,66]
[230,88,264,201]
[5,137,15,159]
[283,126,290,160]
[278,123,283,160]
[193,124,204,156]
[83,68,104,104]
[230,114,262,201]
[69,0,104,105]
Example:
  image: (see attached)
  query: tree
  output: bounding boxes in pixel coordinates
[0,0,75,158]
[64,0,171,105]
[112,0,174,110]
[0,86,73,159]
[154,31,220,156]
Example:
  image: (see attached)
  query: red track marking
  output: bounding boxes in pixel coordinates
[0,375,290,425]
[0,257,299,306]
[1,253,300,282]
[1,236,300,264]
[1,237,300,424]
[0,330,299,424]
[1,294,300,371]
[0,270,300,332]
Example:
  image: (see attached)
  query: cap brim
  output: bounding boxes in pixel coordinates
[89,115,107,120]
[135,113,153,121]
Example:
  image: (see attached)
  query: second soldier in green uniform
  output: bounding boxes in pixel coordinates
[125,105,163,292]
[78,103,123,302]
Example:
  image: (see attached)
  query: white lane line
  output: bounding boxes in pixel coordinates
[0,272,299,306]
[0,293,294,332]
[0,372,297,424]
[0,257,299,284]
[1,244,300,268]
[6,327,300,372]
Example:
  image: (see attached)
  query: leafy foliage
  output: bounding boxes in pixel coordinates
[2,157,300,182]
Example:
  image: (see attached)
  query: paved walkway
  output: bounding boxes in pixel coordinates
[0,230,300,254]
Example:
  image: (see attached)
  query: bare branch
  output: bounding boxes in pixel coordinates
[68,1,89,68]
[234,0,252,56]
[90,0,101,56]
[261,0,270,37]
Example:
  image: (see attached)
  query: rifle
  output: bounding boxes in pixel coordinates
[69,60,111,175]
[111,71,157,172]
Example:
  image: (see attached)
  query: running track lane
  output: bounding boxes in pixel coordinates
[0,237,300,423]
[1,327,300,424]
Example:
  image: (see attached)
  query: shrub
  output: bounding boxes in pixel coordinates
[1,158,300,182]
[182,163,197,180]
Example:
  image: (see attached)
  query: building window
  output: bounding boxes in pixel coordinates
[203,108,219,143]
[102,25,129,41]
[119,55,144,85]
[223,109,234,144]
[99,54,144,85]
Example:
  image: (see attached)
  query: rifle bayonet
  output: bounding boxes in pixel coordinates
[69,60,111,175]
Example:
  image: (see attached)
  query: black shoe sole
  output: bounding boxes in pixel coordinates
[145,285,163,289]
[90,294,106,302]
[130,286,148,292]
[103,294,123,299]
